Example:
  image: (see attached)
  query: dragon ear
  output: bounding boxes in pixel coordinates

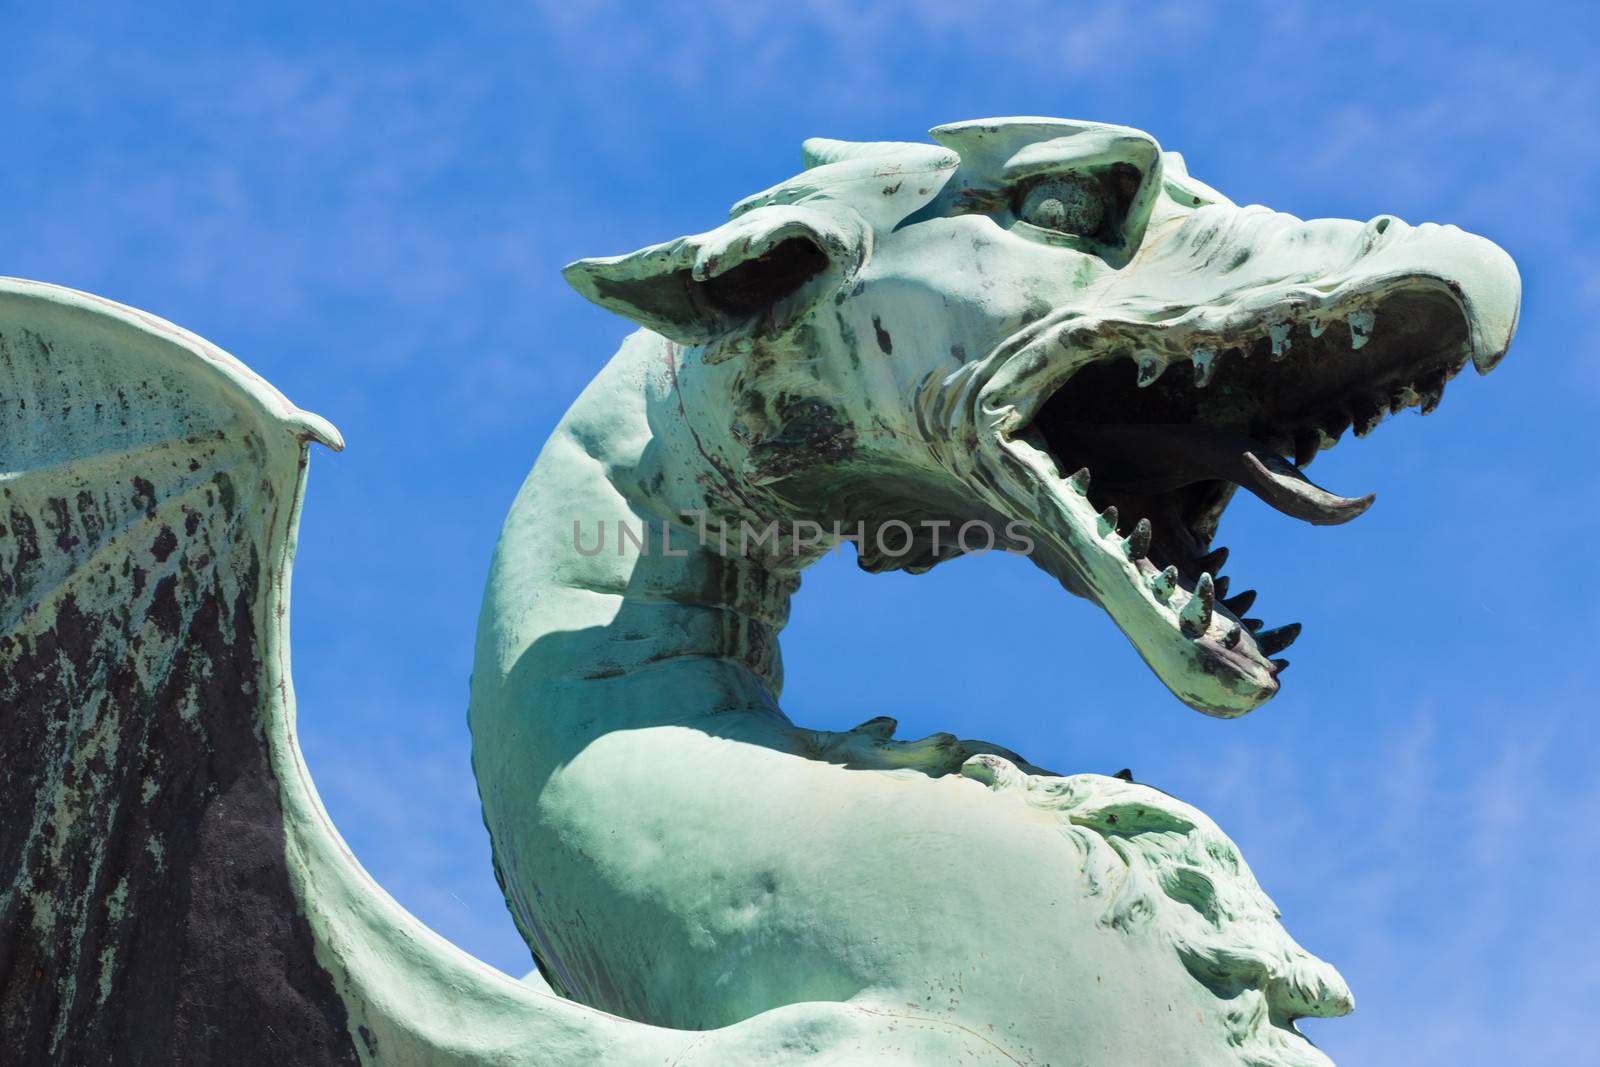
[562,204,869,347]
[567,141,958,349]
[800,137,934,169]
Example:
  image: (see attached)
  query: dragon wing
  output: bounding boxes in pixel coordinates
[0,278,1008,1065]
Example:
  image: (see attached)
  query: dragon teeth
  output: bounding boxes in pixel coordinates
[1069,466,1092,493]
[1268,321,1293,360]
[1151,565,1179,599]
[1309,318,1329,338]
[1222,589,1257,615]
[1191,347,1216,387]
[1136,355,1165,388]
[1180,572,1215,637]
[1352,398,1383,437]
[1417,375,1445,415]
[1293,430,1320,468]
[1255,622,1301,656]
[1347,308,1375,349]
[1098,505,1119,535]
[1126,517,1152,559]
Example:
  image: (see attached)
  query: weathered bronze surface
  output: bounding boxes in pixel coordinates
[1,118,1520,1065]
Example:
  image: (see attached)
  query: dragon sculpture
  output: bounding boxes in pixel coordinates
[0,118,1519,1065]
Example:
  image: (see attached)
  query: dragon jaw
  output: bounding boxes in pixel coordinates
[563,117,1521,720]
[972,221,1520,717]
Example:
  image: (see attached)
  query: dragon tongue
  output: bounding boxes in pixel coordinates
[1238,451,1374,526]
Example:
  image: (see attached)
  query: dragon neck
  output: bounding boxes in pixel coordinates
[471,331,806,749]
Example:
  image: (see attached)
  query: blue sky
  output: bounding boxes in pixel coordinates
[5,3,1598,1061]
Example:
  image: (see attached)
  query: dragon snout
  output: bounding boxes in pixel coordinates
[1350,219,1521,373]
[971,203,1521,717]
[1148,207,1521,375]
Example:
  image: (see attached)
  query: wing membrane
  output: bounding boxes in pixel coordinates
[0,280,356,1064]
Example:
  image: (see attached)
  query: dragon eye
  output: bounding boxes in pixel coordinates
[1016,175,1106,236]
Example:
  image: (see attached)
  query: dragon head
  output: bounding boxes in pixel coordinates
[564,117,1520,718]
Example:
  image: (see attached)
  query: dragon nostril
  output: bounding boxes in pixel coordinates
[1372,216,1393,235]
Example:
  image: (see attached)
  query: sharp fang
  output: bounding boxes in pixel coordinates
[1151,565,1178,599]
[1098,505,1119,535]
[1196,546,1229,573]
[1309,318,1328,338]
[1417,375,1445,415]
[1222,589,1257,615]
[1192,347,1216,387]
[1255,622,1301,656]
[1294,430,1320,468]
[1136,356,1165,388]
[1127,518,1152,559]
[1069,467,1092,493]
[1347,308,1375,349]
[1180,572,1215,637]
[1213,575,1230,600]
[1352,398,1383,437]
[1268,321,1292,360]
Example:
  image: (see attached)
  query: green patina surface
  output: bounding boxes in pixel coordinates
[0,117,1519,1065]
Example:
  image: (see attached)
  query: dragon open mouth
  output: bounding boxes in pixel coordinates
[1027,285,1472,659]
[980,247,1517,718]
